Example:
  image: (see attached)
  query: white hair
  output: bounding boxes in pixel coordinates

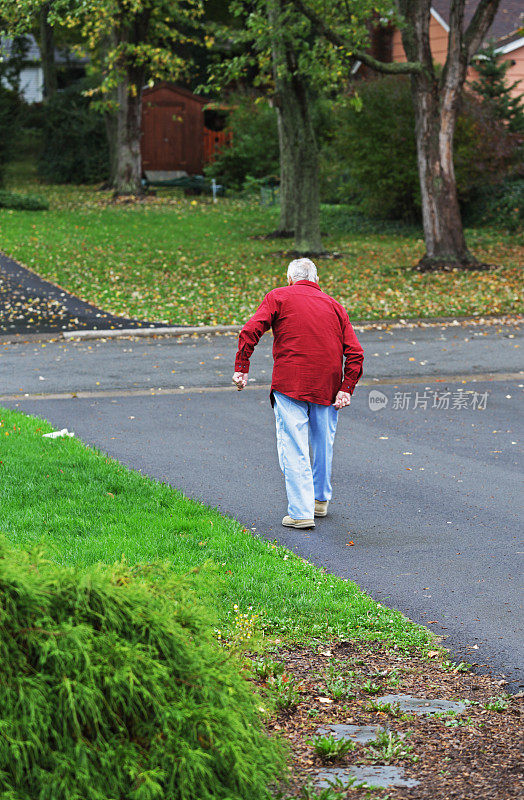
[287,258,318,283]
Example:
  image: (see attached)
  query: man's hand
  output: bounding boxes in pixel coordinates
[334,390,351,409]
[232,371,248,391]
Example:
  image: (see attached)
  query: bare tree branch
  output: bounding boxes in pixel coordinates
[291,0,425,74]
[439,0,467,90]
[464,0,501,60]
[396,0,432,66]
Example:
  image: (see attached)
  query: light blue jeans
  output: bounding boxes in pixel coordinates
[273,390,339,520]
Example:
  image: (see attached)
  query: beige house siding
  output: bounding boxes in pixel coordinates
[390,25,406,63]
[391,13,449,64]
[503,44,524,98]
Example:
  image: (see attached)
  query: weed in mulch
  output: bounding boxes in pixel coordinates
[363,699,403,717]
[249,639,523,799]
[365,730,417,763]
[309,733,356,761]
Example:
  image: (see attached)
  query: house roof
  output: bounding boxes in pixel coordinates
[142,82,207,104]
[432,1,524,49]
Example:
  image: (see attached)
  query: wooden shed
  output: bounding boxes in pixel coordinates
[141,83,231,177]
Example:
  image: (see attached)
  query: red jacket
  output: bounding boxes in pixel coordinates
[234,280,364,406]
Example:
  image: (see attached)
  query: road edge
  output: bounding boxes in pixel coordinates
[0,313,522,345]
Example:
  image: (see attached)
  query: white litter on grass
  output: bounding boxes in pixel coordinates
[42,428,74,439]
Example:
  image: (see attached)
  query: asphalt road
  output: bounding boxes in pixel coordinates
[1,321,523,689]
[0,320,522,396]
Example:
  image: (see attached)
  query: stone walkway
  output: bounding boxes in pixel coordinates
[313,694,467,790]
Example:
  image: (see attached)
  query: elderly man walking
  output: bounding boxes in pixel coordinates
[232,258,364,529]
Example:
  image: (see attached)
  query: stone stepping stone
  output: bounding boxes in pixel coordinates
[375,693,466,715]
[315,723,387,744]
[315,765,419,789]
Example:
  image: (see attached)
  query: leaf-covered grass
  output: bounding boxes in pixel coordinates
[1,162,522,325]
[0,406,431,651]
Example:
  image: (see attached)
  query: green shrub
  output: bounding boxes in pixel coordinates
[0,189,49,210]
[464,178,524,231]
[0,541,284,800]
[37,82,109,184]
[454,92,522,205]
[16,100,46,160]
[325,77,419,220]
[205,95,280,190]
[324,75,519,221]
[320,203,419,236]
[206,94,336,194]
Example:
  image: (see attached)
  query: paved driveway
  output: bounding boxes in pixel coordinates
[0,251,165,334]
[2,321,523,689]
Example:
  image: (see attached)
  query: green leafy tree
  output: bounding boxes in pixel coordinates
[267,0,324,252]
[293,0,503,270]
[0,34,30,97]
[208,0,325,252]
[0,0,204,194]
[207,0,381,254]
[471,41,524,132]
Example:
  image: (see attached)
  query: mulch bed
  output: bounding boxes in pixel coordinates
[249,640,523,799]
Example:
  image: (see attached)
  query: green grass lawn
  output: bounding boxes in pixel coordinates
[0,406,431,651]
[1,162,522,325]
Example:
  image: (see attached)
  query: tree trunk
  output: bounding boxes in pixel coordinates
[270,0,294,237]
[411,76,476,270]
[291,0,501,267]
[104,105,118,187]
[113,72,144,195]
[399,0,482,270]
[279,75,323,254]
[268,0,323,254]
[39,3,57,100]
[101,31,118,188]
[275,104,295,235]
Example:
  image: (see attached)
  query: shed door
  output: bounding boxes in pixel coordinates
[142,102,186,171]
